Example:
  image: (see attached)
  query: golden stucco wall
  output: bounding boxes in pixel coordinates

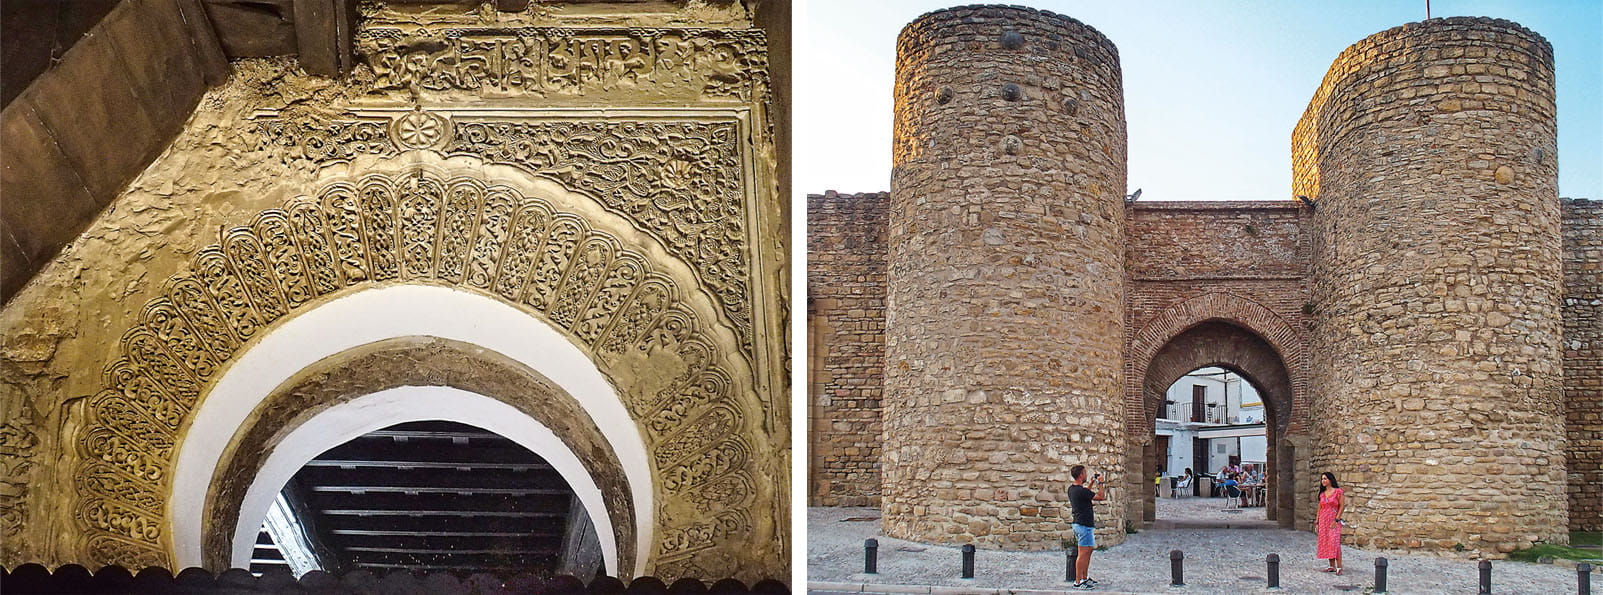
[0,1,787,581]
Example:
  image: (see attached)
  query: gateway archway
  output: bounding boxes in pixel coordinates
[1135,322,1298,528]
[1125,293,1308,530]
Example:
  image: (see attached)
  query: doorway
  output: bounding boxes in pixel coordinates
[248,421,603,579]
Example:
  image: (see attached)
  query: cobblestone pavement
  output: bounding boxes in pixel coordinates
[1152,493,1269,523]
[808,506,1589,594]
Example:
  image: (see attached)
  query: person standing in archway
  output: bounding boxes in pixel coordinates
[1069,465,1107,590]
[1316,472,1346,574]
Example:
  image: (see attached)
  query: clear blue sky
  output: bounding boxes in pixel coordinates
[795,0,1602,201]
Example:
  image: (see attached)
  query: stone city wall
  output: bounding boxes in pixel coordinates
[810,7,1596,560]
[1562,198,1601,532]
[809,191,1599,538]
[884,5,1130,549]
[807,191,888,507]
[1296,17,1568,555]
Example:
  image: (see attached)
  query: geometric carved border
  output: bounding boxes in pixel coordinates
[73,168,761,577]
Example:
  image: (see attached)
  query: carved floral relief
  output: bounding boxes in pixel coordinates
[73,170,764,575]
[255,116,760,369]
[29,15,782,579]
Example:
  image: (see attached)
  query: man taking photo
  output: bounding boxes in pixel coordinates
[1068,465,1107,590]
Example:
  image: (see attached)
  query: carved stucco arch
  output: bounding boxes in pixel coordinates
[1127,292,1308,437]
[71,156,774,579]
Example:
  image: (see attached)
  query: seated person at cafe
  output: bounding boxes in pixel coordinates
[1220,473,1241,502]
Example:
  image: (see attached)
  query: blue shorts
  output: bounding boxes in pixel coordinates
[1072,523,1096,547]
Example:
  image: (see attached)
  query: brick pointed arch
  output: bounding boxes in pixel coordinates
[1126,292,1308,436]
[1136,321,1300,526]
[1124,292,1310,529]
[69,160,777,580]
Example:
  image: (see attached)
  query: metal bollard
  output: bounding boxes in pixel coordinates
[1170,549,1185,587]
[1374,557,1388,593]
[1579,563,1592,595]
[1479,560,1492,594]
[864,539,877,574]
[1266,553,1280,589]
[961,544,976,579]
[1066,546,1078,582]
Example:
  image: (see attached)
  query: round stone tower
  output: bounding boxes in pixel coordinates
[1295,17,1567,554]
[884,6,1129,549]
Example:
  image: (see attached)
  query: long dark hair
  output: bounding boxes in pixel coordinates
[1319,471,1340,494]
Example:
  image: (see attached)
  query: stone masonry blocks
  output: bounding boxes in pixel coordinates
[1297,17,1569,555]
[811,10,1597,556]
[1562,198,1601,532]
[884,5,1129,549]
[808,191,889,507]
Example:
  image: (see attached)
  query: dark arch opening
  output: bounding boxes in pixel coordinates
[248,421,603,580]
[1137,321,1299,529]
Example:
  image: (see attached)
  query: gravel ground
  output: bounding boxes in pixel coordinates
[808,505,1590,594]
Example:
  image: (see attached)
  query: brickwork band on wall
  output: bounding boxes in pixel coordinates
[1563,198,1601,531]
[1296,18,1571,552]
[883,5,1130,549]
[807,191,889,507]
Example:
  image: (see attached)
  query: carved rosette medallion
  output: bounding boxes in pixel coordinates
[72,169,764,576]
[388,108,452,150]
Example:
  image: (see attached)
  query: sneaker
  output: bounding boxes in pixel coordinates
[1083,578,1098,586]
[1072,581,1095,590]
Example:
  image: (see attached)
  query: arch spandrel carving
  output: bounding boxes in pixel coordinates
[72,162,774,579]
[254,114,763,373]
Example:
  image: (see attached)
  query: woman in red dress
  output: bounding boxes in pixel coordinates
[1316,472,1346,574]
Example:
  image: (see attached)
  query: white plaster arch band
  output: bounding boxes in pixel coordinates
[169,284,653,577]
[230,386,619,575]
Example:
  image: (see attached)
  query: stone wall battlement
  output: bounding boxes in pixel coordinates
[807,192,889,507]
[1562,197,1602,531]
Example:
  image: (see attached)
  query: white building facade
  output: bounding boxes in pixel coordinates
[1154,368,1267,479]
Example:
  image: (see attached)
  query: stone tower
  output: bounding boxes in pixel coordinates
[1295,18,1569,553]
[884,5,1129,548]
